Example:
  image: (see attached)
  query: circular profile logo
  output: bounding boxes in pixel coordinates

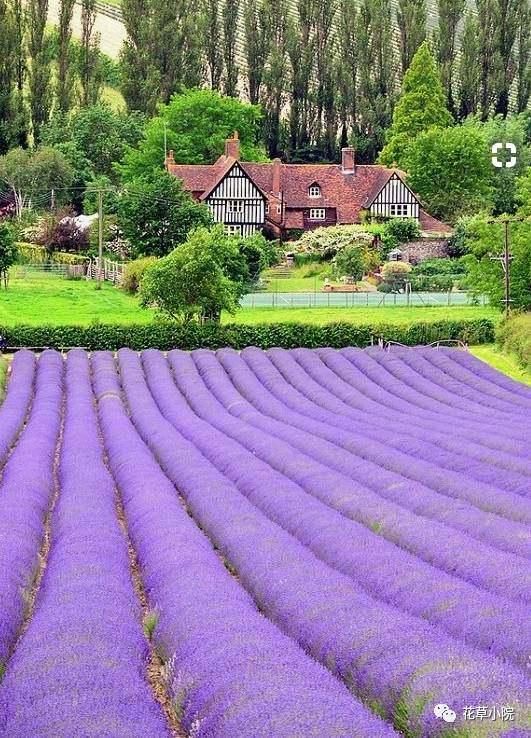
[434,703,457,723]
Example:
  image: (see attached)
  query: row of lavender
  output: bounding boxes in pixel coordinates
[118,348,529,736]
[0,347,528,737]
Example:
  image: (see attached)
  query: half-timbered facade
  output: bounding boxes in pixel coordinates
[165,133,450,239]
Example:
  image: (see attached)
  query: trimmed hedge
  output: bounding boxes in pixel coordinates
[16,243,88,266]
[0,318,495,351]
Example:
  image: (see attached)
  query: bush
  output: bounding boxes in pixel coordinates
[0,318,496,351]
[379,261,413,292]
[122,256,158,294]
[496,313,531,369]
[293,225,376,259]
[16,243,87,265]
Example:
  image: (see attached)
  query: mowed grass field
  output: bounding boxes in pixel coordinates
[1,273,498,327]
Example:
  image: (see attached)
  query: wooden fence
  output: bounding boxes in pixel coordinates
[86,258,125,285]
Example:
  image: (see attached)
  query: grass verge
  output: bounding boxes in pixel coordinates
[469,345,531,386]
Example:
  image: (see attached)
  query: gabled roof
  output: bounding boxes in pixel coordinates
[167,152,451,234]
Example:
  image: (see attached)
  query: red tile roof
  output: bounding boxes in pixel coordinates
[167,154,452,234]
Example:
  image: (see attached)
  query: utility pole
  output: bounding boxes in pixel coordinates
[51,188,56,212]
[96,189,103,290]
[489,216,514,318]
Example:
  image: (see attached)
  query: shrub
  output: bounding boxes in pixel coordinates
[0,318,496,351]
[334,246,367,281]
[16,243,87,265]
[379,261,413,292]
[496,313,531,369]
[122,257,158,294]
[293,225,376,259]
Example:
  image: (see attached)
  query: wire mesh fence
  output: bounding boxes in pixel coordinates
[240,290,485,308]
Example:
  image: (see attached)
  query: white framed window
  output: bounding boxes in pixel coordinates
[309,208,326,220]
[276,204,282,214]
[265,203,269,214]
[390,204,408,217]
[308,184,321,198]
[227,200,244,213]
[225,224,242,235]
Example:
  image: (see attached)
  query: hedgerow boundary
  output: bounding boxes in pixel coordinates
[0,318,495,351]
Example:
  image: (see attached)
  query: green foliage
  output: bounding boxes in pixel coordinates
[42,105,146,180]
[122,256,158,294]
[0,146,74,215]
[406,125,493,222]
[496,313,531,369]
[120,89,267,180]
[117,170,212,258]
[334,246,368,280]
[0,223,17,287]
[464,114,531,215]
[235,232,278,282]
[0,318,496,351]
[461,214,531,311]
[16,242,86,265]
[379,41,452,168]
[515,166,531,216]
[140,225,249,322]
[408,256,466,290]
[383,217,421,243]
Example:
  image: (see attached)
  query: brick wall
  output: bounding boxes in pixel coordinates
[401,238,450,264]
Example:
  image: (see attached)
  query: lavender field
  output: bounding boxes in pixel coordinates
[0,346,529,737]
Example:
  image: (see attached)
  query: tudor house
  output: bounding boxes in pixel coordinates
[165,132,451,240]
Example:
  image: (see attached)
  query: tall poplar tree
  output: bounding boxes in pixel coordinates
[379,41,452,167]
[494,0,520,116]
[457,12,480,119]
[244,0,269,104]
[516,0,531,112]
[223,0,239,96]
[476,0,499,119]
[57,0,75,113]
[337,0,359,141]
[80,0,101,107]
[435,0,465,116]
[28,0,51,143]
[397,0,427,75]
[120,0,157,114]
[262,0,289,156]
[202,0,223,90]
[357,0,395,162]
[313,0,338,157]
[287,0,316,154]
[11,0,27,147]
[0,0,15,153]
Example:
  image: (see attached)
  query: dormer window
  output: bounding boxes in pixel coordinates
[308,184,321,198]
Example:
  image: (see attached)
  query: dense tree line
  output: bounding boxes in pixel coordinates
[120,0,531,161]
[0,0,104,152]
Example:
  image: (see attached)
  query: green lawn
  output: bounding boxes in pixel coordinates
[469,345,531,386]
[0,357,7,400]
[0,274,152,326]
[227,305,499,326]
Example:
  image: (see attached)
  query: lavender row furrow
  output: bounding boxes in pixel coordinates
[386,347,531,415]
[238,347,531,522]
[318,348,531,456]
[0,351,62,671]
[439,347,531,399]
[0,351,36,472]
[141,349,528,670]
[418,348,531,408]
[203,348,530,573]
[115,349,530,738]
[339,348,531,444]
[92,350,394,738]
[269,348,531,493]
[0,351,170,737]
[364,347,528,423]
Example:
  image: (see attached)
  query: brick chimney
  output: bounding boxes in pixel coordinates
[165,149,175,170]
[341,147,355,173]
[225,131,240,160]
[272,157,281,195]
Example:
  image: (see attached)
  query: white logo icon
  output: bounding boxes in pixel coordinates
[434,703,457,723]
[492,142,517,168]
